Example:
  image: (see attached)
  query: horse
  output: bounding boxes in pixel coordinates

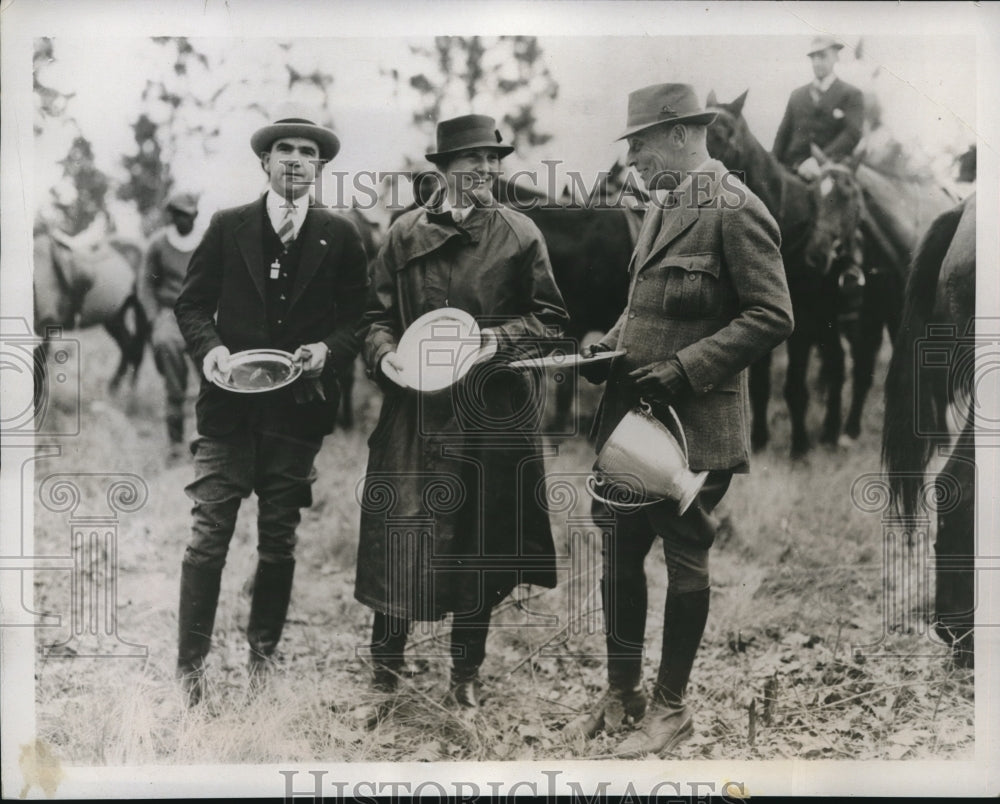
[386,171,635,433]
[881,194,975,668]
[335,204,384,429]
[494,175,634,431]
[705,91,876,456]
[33,218,150,417]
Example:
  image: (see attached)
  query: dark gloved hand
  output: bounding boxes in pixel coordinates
[579,341,615,385]
[628,357,690,407]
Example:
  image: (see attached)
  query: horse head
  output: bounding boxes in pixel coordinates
[803,146,865,284]
[705,89,749,168]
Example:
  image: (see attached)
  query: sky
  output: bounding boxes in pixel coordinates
[28,20,981,242]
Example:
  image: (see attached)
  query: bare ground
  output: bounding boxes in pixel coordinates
[31,328,973,764]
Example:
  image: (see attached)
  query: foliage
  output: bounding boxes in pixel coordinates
[34,38,111,236]
[396,36,559,156]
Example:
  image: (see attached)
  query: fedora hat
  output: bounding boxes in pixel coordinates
[426,114,514,164]
[616,83,717,141]
[165,191,199,216]
[807,35,845,56]
[250,104,340,162]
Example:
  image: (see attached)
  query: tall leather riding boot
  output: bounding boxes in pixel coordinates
[564,577,647,737]
[615,588,709,757]
[176,561,223,707]
[246,560,295,687]
[652,587,711,707]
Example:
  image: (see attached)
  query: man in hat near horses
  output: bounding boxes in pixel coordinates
[569,83,793,756]
[172,107,369,705]
[139,192,201,464]
[773,35,865,180]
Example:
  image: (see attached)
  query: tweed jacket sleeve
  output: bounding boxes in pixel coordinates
[673,192,794,393]
[175,211,226,367]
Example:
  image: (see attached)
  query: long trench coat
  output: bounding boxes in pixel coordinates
[355,198,569,621]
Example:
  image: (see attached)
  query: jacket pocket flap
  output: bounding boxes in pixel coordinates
[662,253,720,277]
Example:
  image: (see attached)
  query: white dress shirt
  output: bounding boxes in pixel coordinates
[266,189,310,240]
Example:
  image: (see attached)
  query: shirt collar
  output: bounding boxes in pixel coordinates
[438,193,470,224]
[813,73,837,94]
[266,189,310,237]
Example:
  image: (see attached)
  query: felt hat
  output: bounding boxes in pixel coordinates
[807,35,845,56]
[426,114,514,163]
[616,83,717,141]
[250,104,340,162]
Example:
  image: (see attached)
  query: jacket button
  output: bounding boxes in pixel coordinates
[688,274,697,281]
[628,312,636,319]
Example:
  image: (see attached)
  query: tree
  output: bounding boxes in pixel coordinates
[34,38,111,235]
[117,37,339,235]
[398,36,559,156]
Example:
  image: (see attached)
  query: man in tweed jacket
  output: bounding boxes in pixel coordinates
[567,83,793,756]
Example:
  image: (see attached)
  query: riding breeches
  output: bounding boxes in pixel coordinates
[183,429,322,569]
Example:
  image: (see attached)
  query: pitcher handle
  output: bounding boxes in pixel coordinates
[585,473,657,510]
[639,397,690,465]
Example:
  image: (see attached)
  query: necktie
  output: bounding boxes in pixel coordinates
[277,206,296,249]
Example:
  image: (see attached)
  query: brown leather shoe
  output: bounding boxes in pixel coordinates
[615,702,693,757]
[563,685,647,739]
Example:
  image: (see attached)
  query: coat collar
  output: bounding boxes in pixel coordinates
[394,193,496,268]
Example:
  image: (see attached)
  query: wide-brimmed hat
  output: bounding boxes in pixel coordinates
[426,114,514,164]
[165,192,199,216]
[616,83,717,141]
[807,35,845,56]
[250,104,340,162]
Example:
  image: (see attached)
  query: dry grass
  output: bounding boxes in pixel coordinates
[31,329,973,764]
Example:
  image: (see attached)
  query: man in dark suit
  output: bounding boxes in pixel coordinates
[173,107,369,704]
[567,84,794,756]
[773,35,865,180]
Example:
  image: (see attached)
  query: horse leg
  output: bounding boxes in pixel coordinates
[784,328,812,458]
[818,321,845,446]
[338,358,356,429]
[934,423,975,668]
[33,338,51,424]
[844,277,883,440]
[749,350,772,451]
[104,317,131,394]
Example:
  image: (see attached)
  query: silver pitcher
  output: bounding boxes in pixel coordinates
[586,399,708,515]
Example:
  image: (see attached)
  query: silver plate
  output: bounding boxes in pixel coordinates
[210,349,302,394]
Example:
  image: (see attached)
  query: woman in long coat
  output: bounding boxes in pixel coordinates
[355,115,568,716]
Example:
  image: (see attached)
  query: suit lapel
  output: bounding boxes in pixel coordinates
[287,208,330,311]
[235,197,267,303]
